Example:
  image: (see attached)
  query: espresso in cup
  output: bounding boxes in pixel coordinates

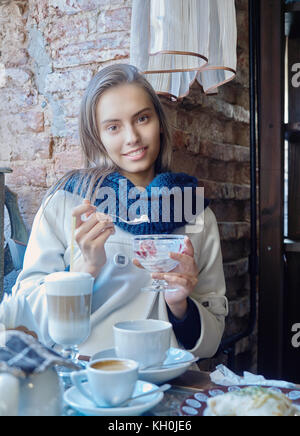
[91,360,134,371]
[71,358,139,407]
[113,319,172,369]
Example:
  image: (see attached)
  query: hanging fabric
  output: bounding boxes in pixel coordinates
[130,0,237,99]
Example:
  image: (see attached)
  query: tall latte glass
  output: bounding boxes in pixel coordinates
[44,271,94,375]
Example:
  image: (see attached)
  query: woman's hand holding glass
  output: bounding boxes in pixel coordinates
[133,237,199,319]
[71,200,115,278]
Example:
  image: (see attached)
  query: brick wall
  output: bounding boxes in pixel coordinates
[0,0,254,372]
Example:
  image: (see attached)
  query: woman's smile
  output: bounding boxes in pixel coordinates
[123,146,148,160]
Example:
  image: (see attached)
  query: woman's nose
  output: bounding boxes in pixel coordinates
[125,124,139,145]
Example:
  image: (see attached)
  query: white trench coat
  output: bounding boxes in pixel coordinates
[13,190,228,357]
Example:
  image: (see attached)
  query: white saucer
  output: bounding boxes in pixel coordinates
[64,380,163,416]
[91,347,195,385]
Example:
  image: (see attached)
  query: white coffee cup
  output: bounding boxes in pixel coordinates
[71,358,139,407]
[113,319,172,369]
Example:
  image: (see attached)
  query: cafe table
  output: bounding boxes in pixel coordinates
[145,370,220,416]
[63,365,300,416]
[63,369,222,416]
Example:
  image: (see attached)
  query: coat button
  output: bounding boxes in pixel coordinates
[113,253,129,268]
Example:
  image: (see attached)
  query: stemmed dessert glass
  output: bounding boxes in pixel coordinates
[133,235,185,292]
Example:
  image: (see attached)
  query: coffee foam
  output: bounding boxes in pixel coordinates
[44,271,94,296]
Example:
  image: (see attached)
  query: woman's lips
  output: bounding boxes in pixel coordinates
[123,147,148,161]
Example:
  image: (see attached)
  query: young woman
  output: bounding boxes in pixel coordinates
[12,64,228,358]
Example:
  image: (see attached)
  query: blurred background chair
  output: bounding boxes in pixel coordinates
[3,186,28,297]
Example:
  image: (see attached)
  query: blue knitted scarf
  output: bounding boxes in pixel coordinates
[65,171,209,235]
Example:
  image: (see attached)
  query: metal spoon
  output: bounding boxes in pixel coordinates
[95,212,150,225]
[110,214,150,225]
[118,383,171,407]
[140,357,200,371]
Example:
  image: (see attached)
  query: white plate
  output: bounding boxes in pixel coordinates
[202,405,300,417]
[64,380,163,416]
[91,347,195,385]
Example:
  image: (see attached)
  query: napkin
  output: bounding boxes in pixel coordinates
[0,330,79,378]
[0,294,40,338]
[210,364,297,389]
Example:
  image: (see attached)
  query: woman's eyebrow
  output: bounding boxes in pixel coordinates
[101,107,153,125]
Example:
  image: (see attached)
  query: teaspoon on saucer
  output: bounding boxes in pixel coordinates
[117,383,171,407]
[141,357,200,371]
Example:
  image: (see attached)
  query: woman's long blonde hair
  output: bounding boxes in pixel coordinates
[49,64,173,202]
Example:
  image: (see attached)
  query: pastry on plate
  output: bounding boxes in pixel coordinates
[206,386,298,416]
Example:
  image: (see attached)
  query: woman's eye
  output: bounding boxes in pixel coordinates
[137,115,149,123]
[107,125,118,132]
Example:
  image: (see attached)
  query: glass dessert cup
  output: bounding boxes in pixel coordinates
[133,235,185,292]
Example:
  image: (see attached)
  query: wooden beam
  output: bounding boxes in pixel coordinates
[287,34,300,238]
[258,0,285,379]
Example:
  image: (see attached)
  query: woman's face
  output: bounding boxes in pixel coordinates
[96,83,161,186]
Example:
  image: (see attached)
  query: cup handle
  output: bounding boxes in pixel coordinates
[71,371,94,403]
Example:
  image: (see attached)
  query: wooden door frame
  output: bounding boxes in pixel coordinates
[257,0,285,379]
